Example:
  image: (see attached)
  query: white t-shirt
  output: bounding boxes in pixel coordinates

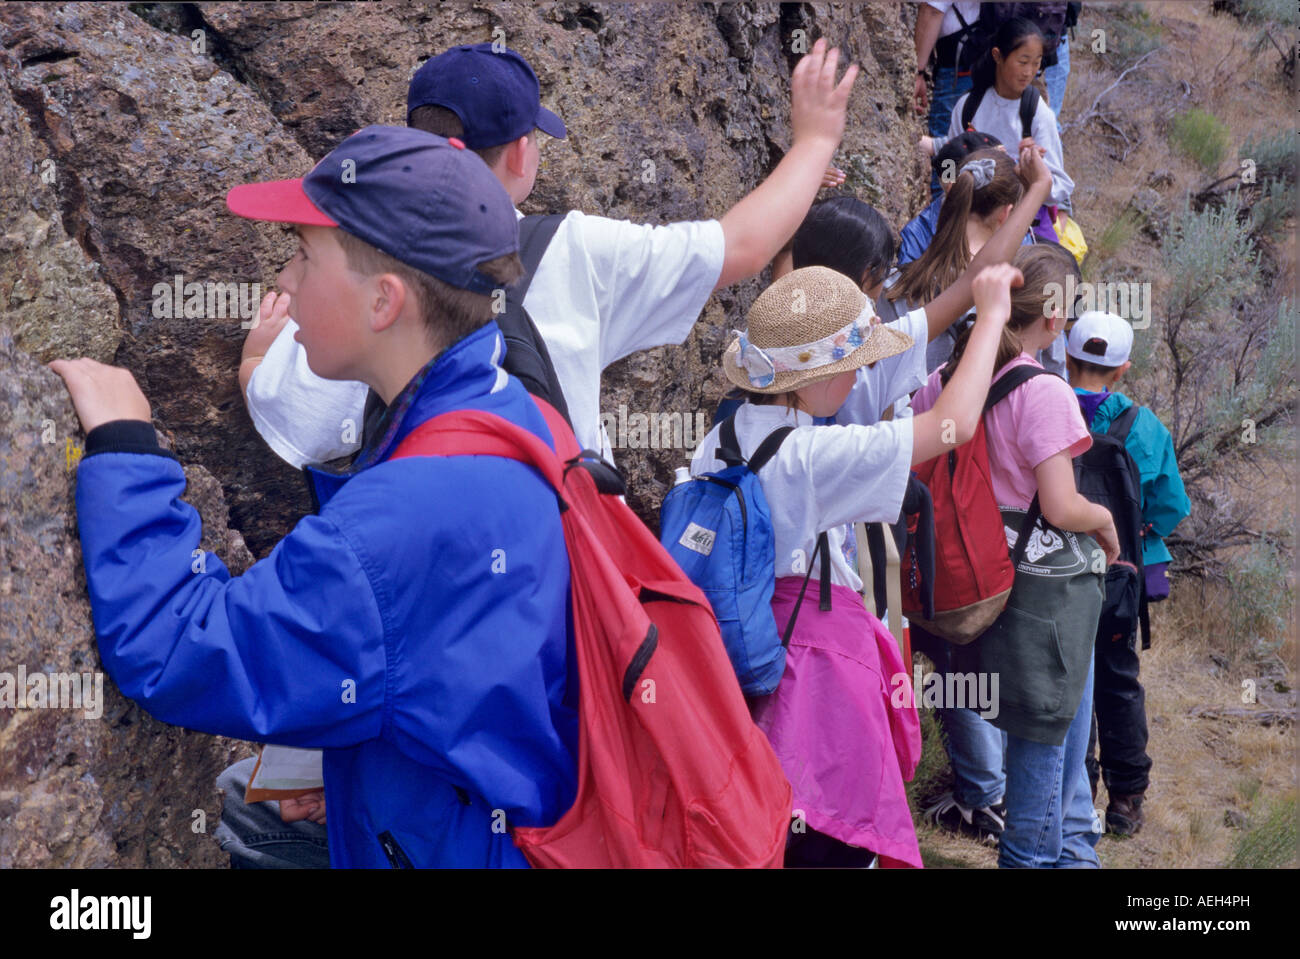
[245,210,726,468]
[927,1,982,39]
[945,88,1075,211]
[690,404,914,593]
[833,306,929,427]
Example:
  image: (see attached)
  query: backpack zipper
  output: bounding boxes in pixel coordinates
[377,830,414,868]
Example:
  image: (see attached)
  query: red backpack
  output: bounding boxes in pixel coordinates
[392,397,791,867]
[902,365,1050,644]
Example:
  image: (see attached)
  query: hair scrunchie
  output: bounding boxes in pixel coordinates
[964,157,997,190]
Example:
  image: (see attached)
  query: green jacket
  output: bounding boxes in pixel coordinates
[1080,390,1191,567]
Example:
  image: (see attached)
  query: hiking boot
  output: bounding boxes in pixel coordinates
[1106,792,1145,836]
[923,792,1005,845]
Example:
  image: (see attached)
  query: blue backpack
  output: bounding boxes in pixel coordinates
[660,416,829,697]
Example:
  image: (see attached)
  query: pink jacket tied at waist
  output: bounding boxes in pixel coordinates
[752,578,923,868]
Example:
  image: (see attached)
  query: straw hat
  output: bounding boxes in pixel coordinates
[723,266,914,394]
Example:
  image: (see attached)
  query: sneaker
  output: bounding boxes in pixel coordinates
[923,791,1006,845]
[1106,792,1145,836]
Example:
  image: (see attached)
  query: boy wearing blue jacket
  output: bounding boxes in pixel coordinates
[1066,311,1191,836]
[49,127,577,868]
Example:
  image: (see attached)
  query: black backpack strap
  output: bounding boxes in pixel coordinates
[716,419,795,471]
[817,531,832,612]
[902,473,937,620]
[497,214,573,428]
[357,385,390,456]
[1109,401,1149,636]
[961,85,986,132]
[984,364,1052,412]
[517,214,565,295]
[1065,1,1081,33]
[1019,87,1039,141]
[782,531,831,647]
[1009,493,1045,569]
[747,425,796,474]
[866,522,888,620]
[1107,403,1141,443]
[988,368,1060,569]
[716,415,745,468]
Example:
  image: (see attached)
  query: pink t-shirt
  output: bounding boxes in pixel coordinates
[912,353,1092,508]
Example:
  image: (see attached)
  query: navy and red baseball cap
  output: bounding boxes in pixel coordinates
[225,125,518,295]
[406,43,567,150]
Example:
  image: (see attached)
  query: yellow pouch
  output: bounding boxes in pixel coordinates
[1053,212,1088,266]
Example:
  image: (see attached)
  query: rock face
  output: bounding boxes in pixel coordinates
[1,3,314,558]
[0,76,119,365]
[180,0,926,522]
[0,1,924,865]
[0,330,256,867]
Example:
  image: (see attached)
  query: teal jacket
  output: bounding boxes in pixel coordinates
[1075,389,1191,566]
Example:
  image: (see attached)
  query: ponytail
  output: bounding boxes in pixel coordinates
[939,243,1077,387]
[889,149,1022,308]
[889,172,973,307]
[970,49,998,95]
[940,321,1024,388]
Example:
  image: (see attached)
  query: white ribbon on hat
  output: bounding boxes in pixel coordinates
[964,157,997,190]
[734,306,875,388]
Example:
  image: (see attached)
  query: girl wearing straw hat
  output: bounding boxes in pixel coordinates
[691,262,1022,867]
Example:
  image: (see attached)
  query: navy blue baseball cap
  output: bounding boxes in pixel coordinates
[406,43,567,150]
[226,125,518,295]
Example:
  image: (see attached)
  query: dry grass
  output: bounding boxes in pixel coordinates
[909,2,1297,869]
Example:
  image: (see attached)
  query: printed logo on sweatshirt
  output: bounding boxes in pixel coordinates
[1005,524,1064,564]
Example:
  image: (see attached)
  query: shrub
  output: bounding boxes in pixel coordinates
[1239,132,1297,185]
[1223,539,1295,657]
[1240,0,1300,26]
[1168,109,1232,171]
[1237,133,1297,241]
[1087,209,1143,269]
[1100,3,1165,71]
[1229,794,1299,868]
[1153,196,1296,579]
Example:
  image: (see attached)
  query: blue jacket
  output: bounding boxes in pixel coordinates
[75,321,578,868]
[1076,389,1191,567]
[897,196,1035,267]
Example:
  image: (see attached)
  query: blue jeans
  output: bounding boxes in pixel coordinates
[214,757,331,868]
[999,658,1102,868]
[927,66,974,199]
[916,630,1007,809]
[939,705,1007,809]
[1043,36,1070,128]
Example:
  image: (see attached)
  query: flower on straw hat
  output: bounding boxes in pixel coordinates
[723,266,914,394]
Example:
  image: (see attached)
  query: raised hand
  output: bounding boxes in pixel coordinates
[790,37,860,151]
[970,263,1024,328]
[1017,144,1053,194]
